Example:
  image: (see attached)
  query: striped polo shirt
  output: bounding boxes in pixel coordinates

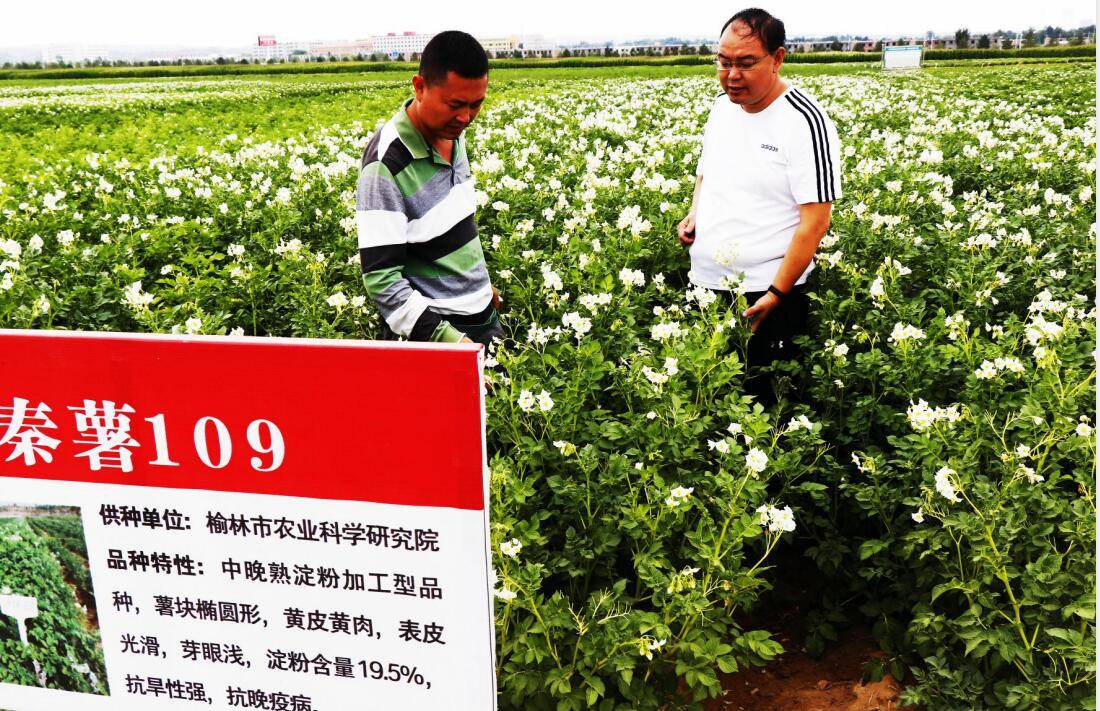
[356,100,492,342]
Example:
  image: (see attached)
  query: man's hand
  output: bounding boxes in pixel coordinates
[677,212,697,246]
[742,291,781,334]
[491,285,501,310]
[460,336,474,344]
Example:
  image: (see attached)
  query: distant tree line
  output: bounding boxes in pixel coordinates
[3,24,1094,70]
[953,24,1096,49]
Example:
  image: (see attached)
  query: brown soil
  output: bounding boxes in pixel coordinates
[42,535,100,631]
[707,623,913,711]
[705,564,921,711]
[66,564,100,631]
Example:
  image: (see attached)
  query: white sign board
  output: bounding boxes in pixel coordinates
[0,595,39,644]
[883,45,923,70]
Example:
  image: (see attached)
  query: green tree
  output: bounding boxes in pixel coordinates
[1023,28,1036,47]
[977,34,990,49]
[954,28,970,48]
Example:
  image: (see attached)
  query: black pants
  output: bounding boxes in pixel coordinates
[380,303,503,348]
[455,307,504,348]
[722,285,810,407]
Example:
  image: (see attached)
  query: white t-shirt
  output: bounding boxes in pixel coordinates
[690,84,842,292]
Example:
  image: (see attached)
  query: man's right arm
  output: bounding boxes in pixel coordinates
[680,106,713,246]
[678,174,703,245]
[356,162,465,342]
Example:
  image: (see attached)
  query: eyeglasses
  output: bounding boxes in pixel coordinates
[714,54,768,72]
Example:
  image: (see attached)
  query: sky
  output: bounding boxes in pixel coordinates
[1,0,1095,47]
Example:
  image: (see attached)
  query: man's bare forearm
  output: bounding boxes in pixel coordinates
[771,204,831,293]
[689,175,703,214]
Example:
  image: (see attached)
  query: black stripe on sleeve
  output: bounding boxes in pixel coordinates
[790,89,836,202]
[380,139,415,177]
[359,244,405,273]
[409,213,478,262]
[409,308,445,341]
[784,94,824,203]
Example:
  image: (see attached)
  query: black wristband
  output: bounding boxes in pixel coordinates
[767,285,787,301]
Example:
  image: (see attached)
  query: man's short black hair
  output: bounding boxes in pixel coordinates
[419,31,489,85]
[720,8,786,54]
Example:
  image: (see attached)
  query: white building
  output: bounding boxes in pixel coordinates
[245,30,559,63]
[310,39,373,58]
[371,32,434,57]
[249,39,331,62]
[479,36,519,55]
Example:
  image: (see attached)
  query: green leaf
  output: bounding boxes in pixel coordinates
[859,538,889,560]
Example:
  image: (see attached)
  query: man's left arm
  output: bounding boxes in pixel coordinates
[741,202,831,332]
[743,99,843,333]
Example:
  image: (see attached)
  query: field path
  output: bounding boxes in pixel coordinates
[709,623,914,710]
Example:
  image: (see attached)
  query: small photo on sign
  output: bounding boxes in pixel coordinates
[0,503,108,696]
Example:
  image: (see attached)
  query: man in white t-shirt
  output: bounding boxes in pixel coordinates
[678,8,841,405]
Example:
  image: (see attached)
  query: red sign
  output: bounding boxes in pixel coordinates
[0,330,485,509]
[257,35,277,46]
[0,329,497,710]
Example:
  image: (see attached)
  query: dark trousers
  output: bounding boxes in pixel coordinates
[456,307,504,348]
[722,285,810,407]
[380,303,503,348]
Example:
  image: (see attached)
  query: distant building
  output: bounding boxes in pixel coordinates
[246,31,553,63]
[784,30,1094,54]
[479,36,520,55]
[17,24,1092,69]
[554,40,713,57]
[785,33,1005,53]
[250,39,325,62]
[310,39,373,58]
[371,32,433,58]
[516,35,556,57]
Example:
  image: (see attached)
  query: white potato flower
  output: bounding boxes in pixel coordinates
[499,538,523,558]
[745,448,768,473]
[517,390,536,412]
[934,466,962,503]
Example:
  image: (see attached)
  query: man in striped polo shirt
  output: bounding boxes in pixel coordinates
[357,31,501,346]
[678,8,841,406]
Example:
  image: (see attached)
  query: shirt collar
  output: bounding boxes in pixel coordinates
[393,99,430,160]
